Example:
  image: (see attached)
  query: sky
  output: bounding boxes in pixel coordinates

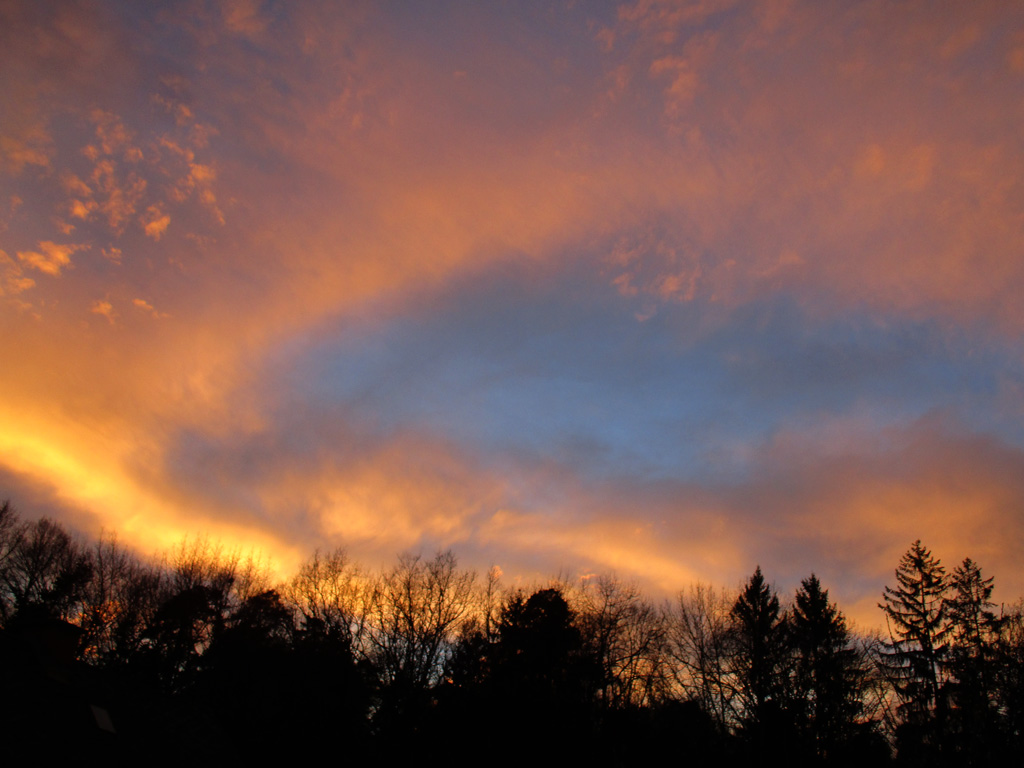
[2,0,1023,628]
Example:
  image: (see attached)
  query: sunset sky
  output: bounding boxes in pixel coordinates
[2,0,1023,627]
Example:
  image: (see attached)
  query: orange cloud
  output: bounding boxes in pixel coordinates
[223,0,269,39]
[0,401,304,580]
[142,206,171,240]
[16,241,85,276]
[0,127,52,173]
[0,250,34,295]
[90,109,136,158]
[133,298,168,319]
[595,0,1024,331]
[90,299,116,324]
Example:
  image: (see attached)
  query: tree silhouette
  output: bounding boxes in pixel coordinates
[78,532,163,667]
[730,566,792,749]
[576,575,670,709]
[8,494,1024,764]
[0,500,21,623]
[994,605,1024,757]
[285,547,366,649]
[493,587,597,757]
[670,581,738,732]
[136,538,247,692]
[945,558,1001,762]
[791,574,873,762]
[364,551,475,745]
[879,540,951,762]
[0,515,92,625]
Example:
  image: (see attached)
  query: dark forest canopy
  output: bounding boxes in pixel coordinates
[1,500,1021,766]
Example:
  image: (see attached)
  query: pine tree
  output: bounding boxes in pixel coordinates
[879,540,951,760]
[994,605,1024,756]
[946,558,1001,762]
[947,558,998,665]
[731,566,791,745]
[791,574,865,760]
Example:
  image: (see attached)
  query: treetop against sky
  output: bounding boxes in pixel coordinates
[1,1,1023,628]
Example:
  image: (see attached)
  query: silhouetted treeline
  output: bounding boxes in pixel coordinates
[1,499,1021,765]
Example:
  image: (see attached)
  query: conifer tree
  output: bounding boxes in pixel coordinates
[947,558,998,668]
[731,566,791,742]
[946,558,1001,762]
[879,540,951,759]
[791,574,865,760]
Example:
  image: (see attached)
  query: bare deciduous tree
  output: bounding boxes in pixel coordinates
[365,550,476,691]
[1,514,92,624]
[577,575,671,708]
[285,547,368,648]
[78,531,163,665]
[669,581,739,730]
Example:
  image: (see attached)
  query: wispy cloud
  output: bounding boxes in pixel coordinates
[17,241,85,276]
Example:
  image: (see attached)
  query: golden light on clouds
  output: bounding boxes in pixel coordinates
[17,241,82,276]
